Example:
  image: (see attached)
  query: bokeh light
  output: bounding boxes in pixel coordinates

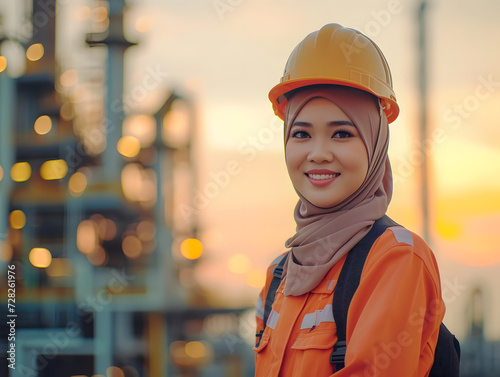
[10,162,32,182]
[77,220,98,255]
[26,43,44,62]
[69,171,88,197]
[137,220,156,242]
[60,101,74,120]
[436,219,461,240]
[105,366,125,377]
[74,5,91,21]
[121,164,157,205]
[0,56,7,72]
[122,114,156,147]
[93,6,108,23]
[185,341,206,358]
[9,210,26,229]
[135,15,154,33]
[87,245,108,266]
[117,135,141,158]
[97,218,117,241]
[29,248,52,268]
[60,69,78,87]
[34,115,52,135]
[40,159,68,180]
[180,238,203,260]
[122,235,142,258]
[228,254,250,274]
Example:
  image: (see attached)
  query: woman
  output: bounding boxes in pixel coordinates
[254,24,445,376]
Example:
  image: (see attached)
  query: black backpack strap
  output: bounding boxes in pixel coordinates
[428,323,461,377]
[256,252,289,347]
[331,215,398,370]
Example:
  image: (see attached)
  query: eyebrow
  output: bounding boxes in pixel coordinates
[291,120,356,128]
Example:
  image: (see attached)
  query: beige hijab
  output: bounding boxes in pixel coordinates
[283,85,392,296]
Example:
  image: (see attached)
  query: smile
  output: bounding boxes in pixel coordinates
[305,172,340,187]
[306,173,339,180]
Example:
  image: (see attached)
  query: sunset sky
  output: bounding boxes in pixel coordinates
[53,0,500,340]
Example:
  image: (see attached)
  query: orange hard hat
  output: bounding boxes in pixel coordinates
[269,23,399,123]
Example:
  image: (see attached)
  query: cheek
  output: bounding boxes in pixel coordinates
[285,144,302,177]
[342,142,369,175]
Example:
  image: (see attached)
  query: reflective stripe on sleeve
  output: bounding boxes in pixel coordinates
[267,309,280,329]
[256,296,264,320]
[300,304,335,330]
[389,227,414,246]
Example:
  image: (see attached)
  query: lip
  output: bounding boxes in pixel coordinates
[305,169,340,187]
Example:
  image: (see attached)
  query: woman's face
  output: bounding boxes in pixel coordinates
[285,97,369,208]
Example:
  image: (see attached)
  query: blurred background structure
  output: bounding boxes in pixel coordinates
[0,0,254,376]
[0,0,500,376]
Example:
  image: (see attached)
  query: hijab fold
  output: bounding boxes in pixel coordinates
[282,86,392,296]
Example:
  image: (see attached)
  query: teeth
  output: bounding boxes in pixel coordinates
[307,173,339,180]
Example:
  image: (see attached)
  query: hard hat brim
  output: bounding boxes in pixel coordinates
[269,78,399,123]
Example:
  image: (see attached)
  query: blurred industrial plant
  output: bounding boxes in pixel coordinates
[0,1,253,376]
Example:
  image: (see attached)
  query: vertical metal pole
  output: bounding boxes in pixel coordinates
[102,0,126,182]
[0,74,15,246]
[418,1,430,243]
[94,308,113,375]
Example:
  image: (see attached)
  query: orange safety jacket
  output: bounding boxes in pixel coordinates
[254,226,445,377]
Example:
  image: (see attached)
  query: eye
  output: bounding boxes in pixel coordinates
[291,130,310,139]
[332,130,353,139]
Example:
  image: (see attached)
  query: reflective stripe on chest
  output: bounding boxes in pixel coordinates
[300,304,335,330]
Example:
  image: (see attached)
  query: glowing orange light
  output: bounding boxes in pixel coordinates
[185,341,206,358]
[29,248,52,268]
[34,115,52,135]
[122,235,142,258]
[9,210,26,229]
[69,172,88,197]
[40,159,68,180]
[26,43,44,61]
[0,56,7,73]
[11,162,31,182]
[180,238,203,260]
[117,136,141,158]
[77,220,98,255]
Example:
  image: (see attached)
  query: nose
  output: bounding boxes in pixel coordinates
[307,138,333,163]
